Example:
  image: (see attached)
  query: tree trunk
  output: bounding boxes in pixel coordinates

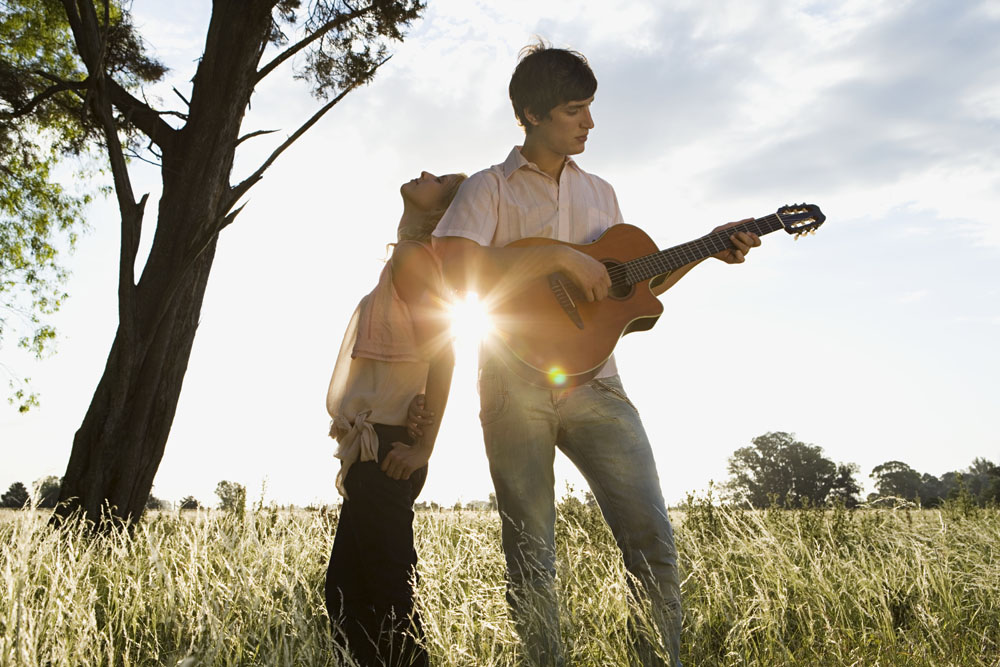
[56,241,218,525]
[54,0,276,527]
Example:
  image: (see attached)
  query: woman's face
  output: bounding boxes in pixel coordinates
[400,171,461,211]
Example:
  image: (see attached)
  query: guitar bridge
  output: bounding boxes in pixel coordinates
[549,272,585,330]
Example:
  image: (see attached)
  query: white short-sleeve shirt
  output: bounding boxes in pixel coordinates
[434,146,624,247]
[433,146,625,378]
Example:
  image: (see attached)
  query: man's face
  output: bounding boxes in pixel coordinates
[527,96,595,156]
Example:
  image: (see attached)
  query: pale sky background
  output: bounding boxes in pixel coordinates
[3,0,999,508]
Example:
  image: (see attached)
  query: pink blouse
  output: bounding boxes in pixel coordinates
[325,241,445,497]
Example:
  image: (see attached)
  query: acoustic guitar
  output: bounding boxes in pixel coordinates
[486,203,826,388]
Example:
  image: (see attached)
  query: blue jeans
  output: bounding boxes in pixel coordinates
[479,359,682,666]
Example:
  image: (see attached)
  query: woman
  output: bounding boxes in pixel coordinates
[324,170,466,666]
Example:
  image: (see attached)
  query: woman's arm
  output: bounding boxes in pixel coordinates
[380,243,456,480]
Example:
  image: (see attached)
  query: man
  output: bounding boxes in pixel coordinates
[432,44,760,666]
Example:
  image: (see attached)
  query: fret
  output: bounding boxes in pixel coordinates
[624,214,787,284]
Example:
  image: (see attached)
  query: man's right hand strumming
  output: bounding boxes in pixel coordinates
[556,245,611,302]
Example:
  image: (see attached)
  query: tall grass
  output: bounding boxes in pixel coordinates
[1,500,998,666]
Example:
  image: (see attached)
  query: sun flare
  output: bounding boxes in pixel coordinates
[448,292,494,346]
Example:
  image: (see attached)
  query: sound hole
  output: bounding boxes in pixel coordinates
[603,260,633,300]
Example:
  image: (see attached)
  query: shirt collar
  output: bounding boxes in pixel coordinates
[501,146,580,180]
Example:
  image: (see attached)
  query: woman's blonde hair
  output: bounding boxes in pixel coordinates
[397,173,468,242]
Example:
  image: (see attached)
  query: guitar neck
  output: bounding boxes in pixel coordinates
[623,214,785,284]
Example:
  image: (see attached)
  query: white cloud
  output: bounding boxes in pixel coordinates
[898,289,928,303]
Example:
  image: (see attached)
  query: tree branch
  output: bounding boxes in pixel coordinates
[0,75,88,120]
[58,1,176,149]
[235,128,279,146]
[172,86,190,108]
[61,0,146,362]
[255,3,374,84]
[155,56,392,332]
[106,79,177,150]
[122,147,162,168]
[141,89,187,122]
[226,56,390,214]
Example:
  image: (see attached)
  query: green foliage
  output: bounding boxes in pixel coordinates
[725,431,861,508]
[0,0,165,409]
[870,457,1000,508]
[214,480,246,517]
[31,475,60,508]
[2,0,425,418]
[144,491,165,511]
[178,495,200,510]
[871,460,924,500]
[1,1,87,363]
[1,481,30,508]
[290,0,425,99]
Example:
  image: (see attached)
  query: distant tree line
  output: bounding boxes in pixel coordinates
[1,476,61,508]
[6,450,998,512]
[869,458,1000,507]
[724,431,1000,508]
[0,477,250,512]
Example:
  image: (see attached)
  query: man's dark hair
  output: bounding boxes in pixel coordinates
[509,43,597,133]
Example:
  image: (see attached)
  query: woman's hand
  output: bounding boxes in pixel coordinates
[380,442,431,480]
[406,393,435,440]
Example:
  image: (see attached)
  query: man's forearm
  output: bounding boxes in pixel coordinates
[435,236,565,293]
[434,236,610,302]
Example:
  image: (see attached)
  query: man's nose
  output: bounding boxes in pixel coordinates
[582,109,594,129]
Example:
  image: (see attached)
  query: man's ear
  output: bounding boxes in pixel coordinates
[523,108,543,128]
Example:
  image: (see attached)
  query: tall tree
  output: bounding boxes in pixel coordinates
[869,460,924,501]
[827,462,862,508]
[1,481,30,508]
[144,490,164,511]
[178,495,200,510]
[4,0,424,527]
[33,474,62,508]
[725,431,861,508]
[215,480,246,513]
[964,457,1000,503]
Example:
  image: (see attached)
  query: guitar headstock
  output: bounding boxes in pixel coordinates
[776,203,825,239]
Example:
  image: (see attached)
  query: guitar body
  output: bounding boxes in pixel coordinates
[485,204,826,388]
[489,224,664,388]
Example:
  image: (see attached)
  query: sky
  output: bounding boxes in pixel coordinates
[2,0,999,508]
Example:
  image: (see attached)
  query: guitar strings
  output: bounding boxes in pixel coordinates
[604,215,780,287]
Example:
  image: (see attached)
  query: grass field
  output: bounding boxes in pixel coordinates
[2,498,999,666]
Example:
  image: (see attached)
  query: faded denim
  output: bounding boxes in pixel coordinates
[479,358,682,667]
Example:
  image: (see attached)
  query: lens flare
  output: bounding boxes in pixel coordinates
[448,293,493,345]
[548,368,567,386]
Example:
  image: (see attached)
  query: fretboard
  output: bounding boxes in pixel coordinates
[616,214,785,285]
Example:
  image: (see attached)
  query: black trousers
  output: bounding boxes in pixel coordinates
[325,424,429,667]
